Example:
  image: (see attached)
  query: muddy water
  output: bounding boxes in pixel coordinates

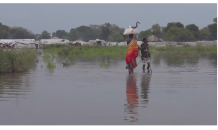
[0,52,216,125]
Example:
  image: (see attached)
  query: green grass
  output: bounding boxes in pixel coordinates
[149,45,217,53]
[42,51,56,69]
[42,45,127,67]
[100,57,110,68]
[41,44,217,67]
[0,48,37,73]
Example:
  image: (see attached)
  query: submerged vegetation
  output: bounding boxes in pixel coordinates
[0,48,37,73]
[42,45,127,67]
[41,44,217,68]
[150,45,217,53]
[0,44,216,73]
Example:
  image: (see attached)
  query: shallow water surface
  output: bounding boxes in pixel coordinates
[0,53,217,125]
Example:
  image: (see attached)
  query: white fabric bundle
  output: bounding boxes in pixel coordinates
[123,26,139,35]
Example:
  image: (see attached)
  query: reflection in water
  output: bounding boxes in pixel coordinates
[152,53,161,65]
[159,52,199,67]
[208,52,217,68]
[140,73,151,106]
[124,75,138,122]
[124,73,152,122]
[0,73,32,102]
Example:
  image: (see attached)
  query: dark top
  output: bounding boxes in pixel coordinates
[138,42,150,58]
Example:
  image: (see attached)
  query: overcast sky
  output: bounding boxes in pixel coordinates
[0,3,217,34]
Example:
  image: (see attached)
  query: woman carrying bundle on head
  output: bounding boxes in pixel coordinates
[123,22,140,74]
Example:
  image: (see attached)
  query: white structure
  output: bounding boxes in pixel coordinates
[40,39,71,45]
[117,42,126,46]
[185,42,197,46]
[15,40,36,48]
[88,39,106,46]
[0,39,37,48]
[147,35,162,42]
[72,40,87,45]
[196,41,216,46]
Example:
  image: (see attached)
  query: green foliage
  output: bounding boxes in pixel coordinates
[164,26,196,41]
[52,30,68,39]
[0,48,37,73]
[186,24,199,40]
[213,17,217,23]
[100,23,112,41]
[108,31,123,42]
[68,29,79,41]
[151,24,161,38]
[207,23,217,40]
[39,30,51,39]
[199,27,210,40]
[1,18,216,42]
[163,22,184,33]
[139,29,152,40]
[10,27,35,39]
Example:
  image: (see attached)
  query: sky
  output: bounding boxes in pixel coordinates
[0,2,217,34]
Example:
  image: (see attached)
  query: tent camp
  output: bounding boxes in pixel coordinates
[40,39,70,45]
[72,40,86,45]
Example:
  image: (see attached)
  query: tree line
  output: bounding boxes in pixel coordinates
[0,17,216,42]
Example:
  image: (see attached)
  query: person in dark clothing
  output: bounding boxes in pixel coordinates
[138,38,151,71]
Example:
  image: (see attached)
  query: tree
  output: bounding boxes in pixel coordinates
[10,27,35,39]
[163,22,184,33]
[207,23,218,40]
[174,22,184,28]
[39,30,51,39]
[138,29,152,40]
[55,30,68,39]
[35,34,40,40]
[0,23,3,38]
[164,26,195,42]
[185,24,199,40]
[151,24,161,38]
[198,27,210,41]
[213,17,218,23]
[52,32,56,37]
[100,23,112,41]
[108,31,123,42]
[163,22,175,33]
[68,29,79,41]
[159,27,165,39]
[75,26,98,41]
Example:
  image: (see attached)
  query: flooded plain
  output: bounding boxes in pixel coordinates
[0,52,217,125]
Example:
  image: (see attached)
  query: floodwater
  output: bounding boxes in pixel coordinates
[0,52,217,125]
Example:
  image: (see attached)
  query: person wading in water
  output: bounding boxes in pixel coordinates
[123,34,138,74]
[138,38,151,72]
[123,22,140,74]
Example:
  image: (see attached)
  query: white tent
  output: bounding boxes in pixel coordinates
[40,39,70,45]
[72,40,86,45]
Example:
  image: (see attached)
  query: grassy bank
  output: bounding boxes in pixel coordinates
[42,44,127,58]
[42,45,127,67]
[149,45,217,54]
[41,44,217,67]
[0,48,37,73]
[42,44,217,56]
